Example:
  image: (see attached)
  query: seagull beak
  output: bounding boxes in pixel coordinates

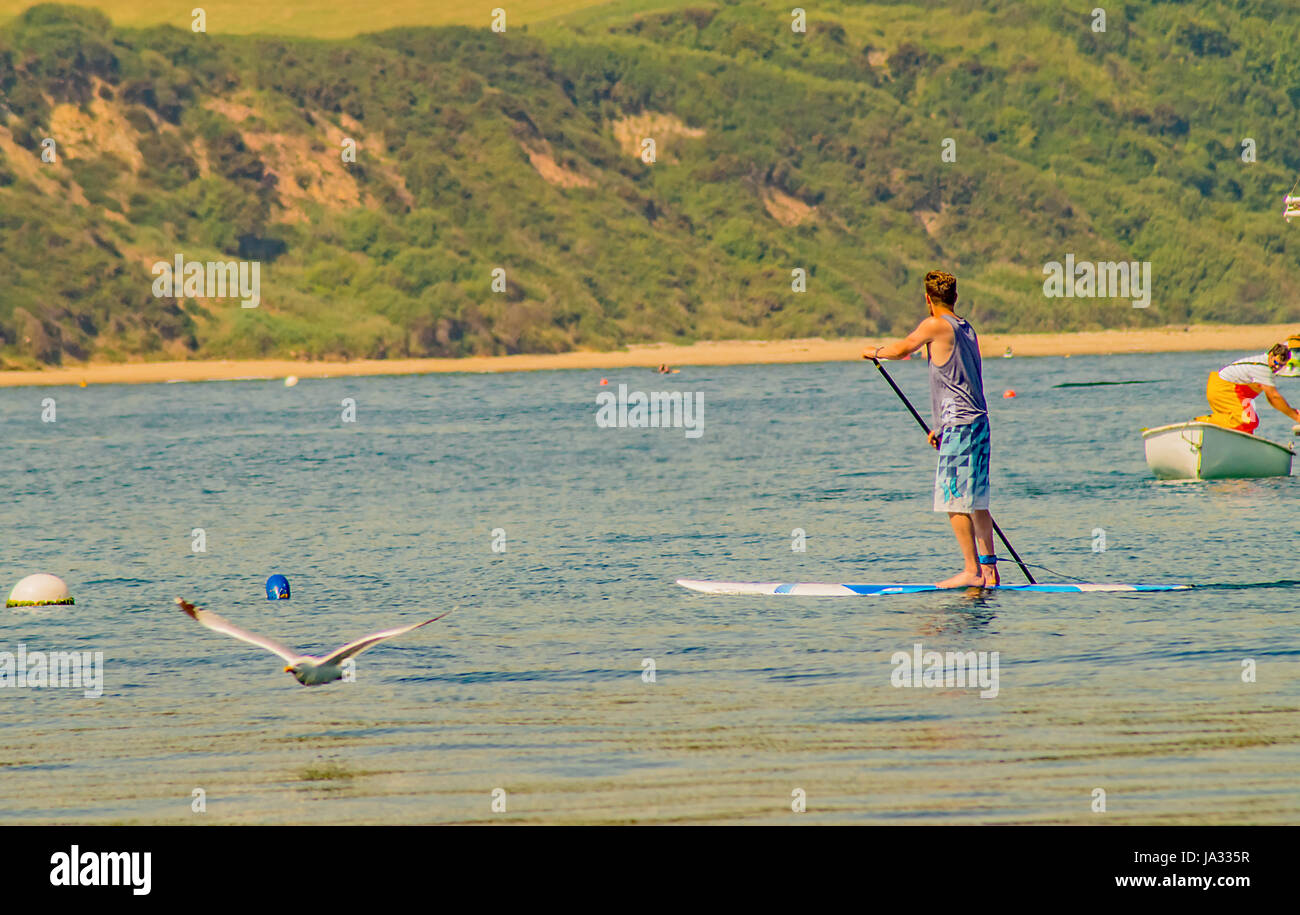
[283,666,294,673]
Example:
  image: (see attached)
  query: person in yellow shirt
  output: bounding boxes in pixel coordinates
[1284,334,1300,377]
[1196,343,1300,433]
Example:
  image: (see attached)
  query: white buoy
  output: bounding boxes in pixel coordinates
[1292,423,1300,436]
[284,375,299,387]
[7,574,74,607]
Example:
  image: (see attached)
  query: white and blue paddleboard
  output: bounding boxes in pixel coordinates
[676,579,1191,596]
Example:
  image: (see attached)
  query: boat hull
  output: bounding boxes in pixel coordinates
[1141,421,1294,480]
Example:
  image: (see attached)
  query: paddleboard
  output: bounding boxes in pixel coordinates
[676,579,1191,595]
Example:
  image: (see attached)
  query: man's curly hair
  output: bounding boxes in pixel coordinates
[924,270,957,306]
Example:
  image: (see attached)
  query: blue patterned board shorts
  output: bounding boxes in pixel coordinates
[934,416,990,513]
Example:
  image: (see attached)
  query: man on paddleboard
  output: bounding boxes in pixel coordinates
[864,271,996,588]
[1195,344,1300,433]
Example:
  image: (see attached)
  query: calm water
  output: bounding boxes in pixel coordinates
[1,351,1296,824]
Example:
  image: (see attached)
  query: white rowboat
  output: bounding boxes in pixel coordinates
[1141,421,1294,480]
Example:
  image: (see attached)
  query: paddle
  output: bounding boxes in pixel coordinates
[868,356,1036,584]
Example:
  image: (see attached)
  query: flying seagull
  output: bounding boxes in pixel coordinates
[176,597,450,685]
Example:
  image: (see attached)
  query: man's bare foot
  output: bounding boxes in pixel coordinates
[935,570,986,589]
[980,565,1000,588]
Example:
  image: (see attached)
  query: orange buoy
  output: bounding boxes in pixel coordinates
[1003,389,1016,398]
[599,378,608,385]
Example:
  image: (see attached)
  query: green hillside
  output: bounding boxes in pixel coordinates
[1,1,1299,366]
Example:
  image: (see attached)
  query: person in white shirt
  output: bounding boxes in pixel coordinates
[1195,343,1300,433]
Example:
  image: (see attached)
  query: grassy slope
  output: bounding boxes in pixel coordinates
[1,1,1299,367]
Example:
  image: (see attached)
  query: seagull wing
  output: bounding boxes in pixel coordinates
[320,610,451,666]
[176,597,299,663]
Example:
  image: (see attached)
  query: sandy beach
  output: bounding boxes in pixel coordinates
[1,323,1296,387]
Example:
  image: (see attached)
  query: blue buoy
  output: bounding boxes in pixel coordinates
[266,574,291,600]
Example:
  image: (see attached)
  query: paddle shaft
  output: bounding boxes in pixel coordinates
[869,357,1036,584]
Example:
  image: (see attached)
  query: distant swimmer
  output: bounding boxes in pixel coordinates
[1195,343,1300,433]
[656,364,680,374]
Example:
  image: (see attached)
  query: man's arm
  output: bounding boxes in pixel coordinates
[862,316,949,361]
[1263,385,1300,422]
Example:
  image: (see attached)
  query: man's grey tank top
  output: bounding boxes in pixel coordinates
[929,313,988,429]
